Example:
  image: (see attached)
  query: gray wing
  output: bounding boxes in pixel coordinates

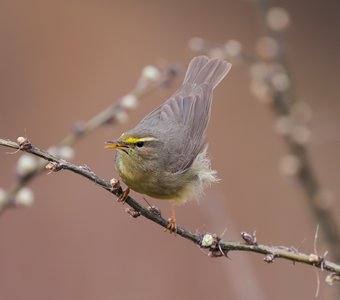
[137,56,231,171]
[159,84,213,170]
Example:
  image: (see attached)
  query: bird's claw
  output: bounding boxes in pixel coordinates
[117,187,130,204]
[165,216,177,234]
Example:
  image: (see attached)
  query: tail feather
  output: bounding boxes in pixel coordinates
[183,56,231,89]
[183,56,209,84]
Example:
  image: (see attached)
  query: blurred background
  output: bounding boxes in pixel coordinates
[0,0,340,299]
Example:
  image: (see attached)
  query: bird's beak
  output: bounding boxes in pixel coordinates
[105,140,127,150]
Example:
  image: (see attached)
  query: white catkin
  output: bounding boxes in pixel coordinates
[16,187,34,207]
[142,65,161,81]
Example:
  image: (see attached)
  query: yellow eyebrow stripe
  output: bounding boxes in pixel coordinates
[122,136,157,144]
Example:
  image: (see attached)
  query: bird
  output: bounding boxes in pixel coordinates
[105,56,231,232]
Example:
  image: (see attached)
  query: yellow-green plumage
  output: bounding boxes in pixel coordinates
[107,56,231,203]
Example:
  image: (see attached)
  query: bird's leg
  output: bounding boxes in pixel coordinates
[117,187,130,203]
[165,201,177,234]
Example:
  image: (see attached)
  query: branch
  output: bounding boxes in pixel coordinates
[1,138,339,283]
[188,5,340,262]
[0,63,179,215]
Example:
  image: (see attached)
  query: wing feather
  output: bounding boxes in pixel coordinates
[134,56,231,172]
[158,84,213,170]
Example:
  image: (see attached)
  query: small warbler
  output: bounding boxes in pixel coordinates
[106,56,231,232]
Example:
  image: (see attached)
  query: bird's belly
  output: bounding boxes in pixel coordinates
[116,159,194,201]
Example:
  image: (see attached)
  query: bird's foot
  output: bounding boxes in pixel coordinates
[117,187,130,204]
[165,216,177,235]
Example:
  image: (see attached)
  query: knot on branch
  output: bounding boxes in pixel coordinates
[309,253,327,270]
[46,162,64,173]
[325,272,340,286]
[17,137,32,150]
[200,233,228,258]
[241,231,258,246]
[125,207,141,218]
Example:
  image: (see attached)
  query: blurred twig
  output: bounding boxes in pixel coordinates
[0,64,179,215]
[0,138,339,283]
[255,0,340,264]
[188,2,340,262]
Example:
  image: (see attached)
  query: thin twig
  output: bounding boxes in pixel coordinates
[255,0,340,263]
[1,138,339,278]
[189,2,340,263]
[0,64,179,215]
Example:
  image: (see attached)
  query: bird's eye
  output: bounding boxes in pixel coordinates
[136,141,144,148]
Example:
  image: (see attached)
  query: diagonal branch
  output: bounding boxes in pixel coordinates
[1,137,339,282]
[0,64,179,215]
